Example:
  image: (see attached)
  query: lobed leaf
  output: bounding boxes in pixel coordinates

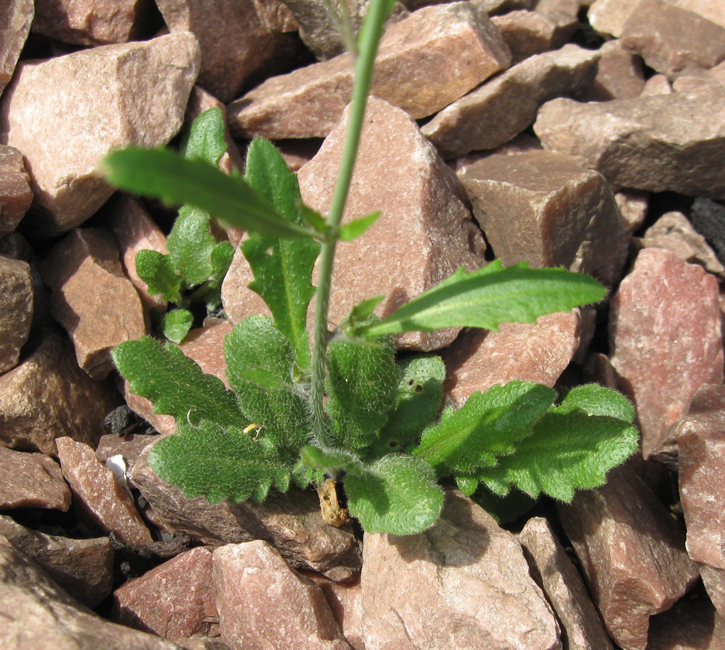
[181,107,228,167]
[135,250,182,302]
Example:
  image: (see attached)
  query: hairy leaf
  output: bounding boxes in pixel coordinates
[210,241,234,287]
[112,337,247,429]
[344,455,444,535]
[224,316,311,451]
[354,260,606,338]
[162,309,194,344]
[135,250,181,302]
[167,207,217,287]
[300,445,363,475]
[181,107,227,166]
[149,420,293,503]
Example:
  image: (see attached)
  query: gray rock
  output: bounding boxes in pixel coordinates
[0,144,33,237]
[0,0,33,98]
[0,254,32,374]
[0,446,71,511]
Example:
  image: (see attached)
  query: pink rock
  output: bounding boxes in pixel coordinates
[490,9,576,64]
[179,320,233,387]
[0,255,32,374]
[443,311,582,407]
[0,144,33,236]
[588,0,638,37]
[96,433,158,469]
[639,73,673,95]
[668,0,725,28]
[609,248,724,459]
[40,228,147,380]
[578,38,646,101]
[223,97,486,351]
[0,33,200,235]
[558,465,700,650]
[422,44,600,159]
[121,380,178,437]
[113,547,217,641]
[0,0,33,98]
[228,2,511,139]
[646,595,725,649]
[459,149,629,286]
[361,490,560,650]
[56,436,153,546]
[0,446,71,511]
[308,574,364,650]
[700,565,725,618]
[213,540,351,650]
[0,330,120,455]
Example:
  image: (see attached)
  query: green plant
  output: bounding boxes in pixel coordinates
[102,0,638,535]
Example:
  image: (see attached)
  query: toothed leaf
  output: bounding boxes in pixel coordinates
[135,250,182,302]
[181,107,228,166]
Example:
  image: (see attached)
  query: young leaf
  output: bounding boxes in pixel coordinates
[326,332,399,449]
[353,260,606,338]
[556,383,636,421]
[338,211,381,241]
[135,250,182,302]
[242,138,321,370]
[162,309,194,344]
[343,454,444,535]
[413,381,555,473]
[181,107,227,167]
[224,316,311,451]
[300,445,363,475]
[149,420,293,503]
[167,207,217,287]
[210,241,235,287]
[102,148,315,239]
[112,337,247,429]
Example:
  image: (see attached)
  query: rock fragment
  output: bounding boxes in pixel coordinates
[0,446,71,511]
[668,0,725,28]
[646,594,725,649]
[0,0,33,98]
[691,197,725,266]
[310,574,364,650]
[0,33,200,235]
[639,73,673,95]
[40,228,147,380]
[422,44,600,159]
[0,144,33,236]
[700,565,725,618]
[490,9,575,64]
[179,320,233,387]
[588,0,637,37]
[56,436,153,546]
[615,189,649,232]
[609,248,723,459]
[0,255,32,374]
[579,38,646,101]
[228,2,511,139]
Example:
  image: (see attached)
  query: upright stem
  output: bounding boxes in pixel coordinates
[309,0,391,446]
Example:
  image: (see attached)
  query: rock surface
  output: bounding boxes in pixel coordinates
[0,446,71,511]
[579,38,646,101]
[0,144,33,236]
[490,9,575,64]
[0,254,33,374]
[0,0,33,98]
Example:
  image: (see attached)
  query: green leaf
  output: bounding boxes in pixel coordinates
[326,332,399,449]
[300,204,327,234]
[299,445,363,475]
[343,455,444,535]
[112,337,247,429]
[135,250,182,302]
[242,138,321,371]
[167,207,217,288]
[224,316,311,451]
[338,211,381,241]
[210,241,234,286]
[162,309,194,344]
[556,383,636,421]
[354,260,606,338]
[149,420,293,503]
[181,107,228,167]
[102,148,315,239]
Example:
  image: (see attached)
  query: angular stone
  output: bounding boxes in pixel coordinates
[156,0,299,103]
[0,255,32,374]
[691,197,725,266]
[646,594,725,649]
[588,0,637,37]
[213,541,351,650]
[122,381,177,436]
[700,565,725,618]
[558,465,700,650]
[31,0,148,46]
[0,446,71,511]
[130,442,362,581]
[0,0,33,98]
[472,0,537,15]
[518,517,614,650]
[422,44,600,159]
[0,33,200,235]
[621,0,725,79]
[56,436,153,546]
[490,10,575,64]
[443,311,582,407]
[615,189,649,232]
[459,149,629,286]
[224,97,487,351]
[0,537,183,650]
[113,547,217,641]
[96,433,158,469]
[176,638,233,650]
[668,0,725,29]
[534,85,725,198]
[0,514,113,607]
[40,228,147,380]
[609,248,724,459]
[251,0,299,33]
[0,330,120,455]
[640,73,673,95]
[361,490,559,650]
[309,574,364,650]
[0,144,33,236]
[579,38,646,101]
[228,3,511,139]
[179,320,233,387]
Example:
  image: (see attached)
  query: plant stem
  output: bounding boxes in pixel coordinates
[309,0,392,447]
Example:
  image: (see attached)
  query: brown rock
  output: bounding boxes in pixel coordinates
[639,73,673,95]
[156,0,299,103]
[579,38,646,101]
[0,144,33,236]
[459,149,629,286]
[213,541,351,650]
[122,380,178,436]
[0,330,120,455]
[224,97,487,351]
[700,565,725,618]
[0,0,33,98]
[490,9,576,64]
[667,0,725,28]
[40,228,147,380]
[518,517,614,650]
[534,85,725,198]
[0,446,71,511]
[95,432,158,469]
[0,33,200,235]
[647,594,725,650]
[361,490,560,650]
[615,189,649,232]
[228,2,511,139]
[56,436,153,546]
[588,0,637,37]
[31,0,149,45]
[0,536,184,650]
[621,0,725,80]
[177,638,233,650]
[130,441,362,581]
[422,44,600,159]
[310,574,364,650]
[251,0,298,33]
[179,321,233,387]
[0,514,113,607]
[609,248,724,459]
[558,465,700,650]
[443,311,582,407]
[472,0,537,15]
[0,255,32,374]
[113,547,217,641]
